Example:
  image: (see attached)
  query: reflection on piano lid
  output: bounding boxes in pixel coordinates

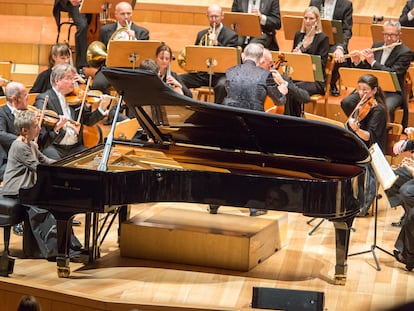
[102,67,370,165]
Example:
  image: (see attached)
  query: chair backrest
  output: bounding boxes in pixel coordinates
[385,122,403,165]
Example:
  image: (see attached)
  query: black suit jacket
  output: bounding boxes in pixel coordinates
[309,0,353,52]
[195,25,239,47]
[0,105,18,162]
[400,0,414,27]
[34,89,105,146]
[353,42,413,95]
[98,22,150,46]
[232,0,281,34]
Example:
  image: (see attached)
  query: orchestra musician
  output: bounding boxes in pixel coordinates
[346,74,388,217]
[288,6,329,116]
[386,133,414,271]
[179,4,238,105]
[53,0,90,73]
[223,43,287,112]
[231,0,281,51]
[34,64,111,160]
[340,20,412,128]
[155,44,192,98]
[399,0,414,27]
[260,49,310,117]
[91,1,149,102]
[309,0,353,97]
[30,43,86,94]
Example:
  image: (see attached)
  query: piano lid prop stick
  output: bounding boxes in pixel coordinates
[76,76,92,124]
[35,95,49,144]
[97,93,124,172]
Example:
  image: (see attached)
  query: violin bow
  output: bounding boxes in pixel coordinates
[76,76,92,124]
[35,95,49,144]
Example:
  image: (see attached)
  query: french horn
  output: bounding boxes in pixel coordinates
[108,26,131,41]
[87,41,107,68]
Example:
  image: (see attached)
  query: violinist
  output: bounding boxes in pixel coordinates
[34,64,111,160]
[30,43,86,94]
[347,74,388,217]
[341,20,412,128]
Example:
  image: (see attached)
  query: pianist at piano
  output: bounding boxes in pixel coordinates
[34,64,112,160]
[20,67,371,285]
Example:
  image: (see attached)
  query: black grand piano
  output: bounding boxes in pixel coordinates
[20,67,370,285]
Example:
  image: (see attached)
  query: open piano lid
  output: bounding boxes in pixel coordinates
[102,67,370,165]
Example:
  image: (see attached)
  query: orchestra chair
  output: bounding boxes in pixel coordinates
[0,191,25,276]
[0,96,6,107]
[196,86,214,103]
[307,53,335,117]
[54,10,76,44]
[385,122,403,166]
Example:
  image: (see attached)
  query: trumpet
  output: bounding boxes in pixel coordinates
[338,42,402,61]
[200,23,217,46]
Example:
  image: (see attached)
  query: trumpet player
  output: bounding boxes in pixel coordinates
[340,20,412,128]
[179,4,238,104]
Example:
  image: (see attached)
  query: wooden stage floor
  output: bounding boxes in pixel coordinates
[1,198,414,311]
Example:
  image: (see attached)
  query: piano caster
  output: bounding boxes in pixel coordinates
[334,274,346,286]
[208,204,219,214]
[56,257,71,278]
[57,266,70,278]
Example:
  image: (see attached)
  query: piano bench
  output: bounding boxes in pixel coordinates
[0,193,24,276]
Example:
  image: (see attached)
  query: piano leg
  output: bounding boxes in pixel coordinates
[333,217,354,285]
[55,215,74,278]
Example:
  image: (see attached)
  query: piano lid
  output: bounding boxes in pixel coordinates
[102,67,370,165]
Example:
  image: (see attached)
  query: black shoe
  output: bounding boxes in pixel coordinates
[12,223,24,236]
[72,219,81,226]
[330,85,340,97]
[394,250,414,271]
[391,220,403,227]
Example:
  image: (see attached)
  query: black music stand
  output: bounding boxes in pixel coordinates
[282,15,343,45]
[222,12,262,37]
[348,143,397,270]
[106,40,162,69]
[184,45,240,102]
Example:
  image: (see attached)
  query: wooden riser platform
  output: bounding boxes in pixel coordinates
[120,204,287,271]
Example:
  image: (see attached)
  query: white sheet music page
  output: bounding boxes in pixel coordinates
[370,143,398,190]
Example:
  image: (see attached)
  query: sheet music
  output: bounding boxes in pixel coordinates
[370,143,398,190]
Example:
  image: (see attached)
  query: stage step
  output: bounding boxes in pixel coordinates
[120,203,288,271]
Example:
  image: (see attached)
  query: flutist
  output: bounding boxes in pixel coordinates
[340,20,412,128]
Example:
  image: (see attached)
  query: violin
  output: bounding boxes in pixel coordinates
[350,96,377,124]
[27,105,79,127]
[65,87,103,106]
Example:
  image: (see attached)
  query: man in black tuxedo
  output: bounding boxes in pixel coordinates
[400,0,414,27]
[309,0,353,96]
[0,82,29,181]
[34,64,111,160]
[231,0,281,50]
[179,4,238,104]
[53,0,90,72]
[340,20,413,128]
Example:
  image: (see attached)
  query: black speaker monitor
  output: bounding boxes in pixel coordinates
[251,286,325,311]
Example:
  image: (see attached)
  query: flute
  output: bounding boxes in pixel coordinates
[337,42,402,61]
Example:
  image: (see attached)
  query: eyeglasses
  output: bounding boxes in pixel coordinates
[382,33,399,38]
[208,15,221,19]
[62,76,75,82]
